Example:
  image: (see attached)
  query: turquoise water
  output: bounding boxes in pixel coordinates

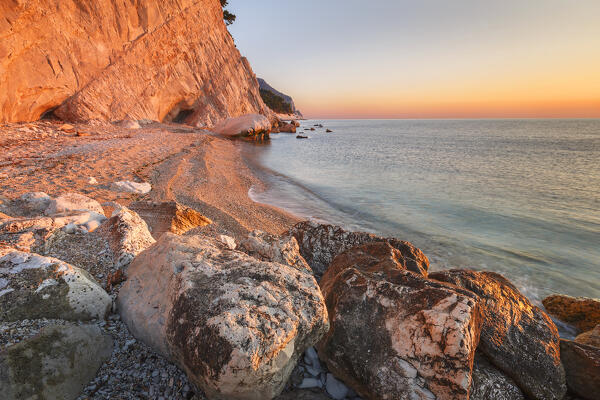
[244,119,600,302]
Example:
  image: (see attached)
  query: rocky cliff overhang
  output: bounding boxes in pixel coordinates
[0,0,272,126]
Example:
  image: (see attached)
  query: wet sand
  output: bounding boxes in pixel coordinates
[0,120,299,238]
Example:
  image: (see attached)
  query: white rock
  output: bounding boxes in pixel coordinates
[111,181,152,194]
[219,234,237,250]
[0,250,112,321]
[96,206,155,268]
[88,177,98,185]
[118,233,329,399]
[211,113,271,137]
[45,193,105,216]
[298,377,322,389]
[326,373,349,400]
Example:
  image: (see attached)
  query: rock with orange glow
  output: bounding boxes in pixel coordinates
[317,242,482,400]
[430,270,567,400]
[559,339,600,400]
[286,221,429,278]
[0,0,271,125]
[542,294,600,333]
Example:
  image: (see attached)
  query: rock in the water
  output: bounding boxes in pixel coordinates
[129,201,212,238]
[0,250,112,322]
[318,243,482,400]
[542,295,600,333]
[118,233,329,399]
[111,180,152,194]
[239,230,311,273]
[286,221,429,277]
[212,113,272,137]
[430,270,566,400]
[95,206,155,268]
[575,324,600,347]
[470,353,524,400]
[560,339,600,400]
[45,193,105,216]
[0,323,113,400]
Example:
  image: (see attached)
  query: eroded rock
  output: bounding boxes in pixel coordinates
[45,193,105,216]
[286,221,429,277]
[318,243,482,400]
[0,323,113,400]
[211,113,272,137]
[239,230,311,273]
[560,339,600,400]
[95,206,155,268]
[430,270,566,400]
[111,181,152,194]
[575,324,600,347]
[118,233,329,399]
[0,250,111,322]
[542,295,600,333]
[470,353,524,400]
[129,201,212,238]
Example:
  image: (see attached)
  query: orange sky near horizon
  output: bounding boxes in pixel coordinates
[230,1,600,119]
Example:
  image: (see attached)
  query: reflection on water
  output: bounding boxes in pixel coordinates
[243,119,600,303]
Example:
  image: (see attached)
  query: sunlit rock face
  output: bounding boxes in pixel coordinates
[430,270,567,400]
[0,0,271,125]
[317,242,482,400]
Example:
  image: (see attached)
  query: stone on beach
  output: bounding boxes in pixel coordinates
[286,221,429,277]
[542,294,600,333]
[111,180,152,194]
[317,243,482,400]
[95,206,155,268]
[45,193,105,216]
[18,192,52,214]
[128,200,212,239]
[0,323,113,400]
[559,339,600,400]
[0,250,112,322]
[239,230,312,273]
[211,113,272,137]
[430,270,566,400]
[117,233,329,399]
[575,324,600,347]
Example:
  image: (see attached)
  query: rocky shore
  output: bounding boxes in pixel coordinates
[1,120,598,400]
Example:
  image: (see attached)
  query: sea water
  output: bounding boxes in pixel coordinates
[244,119,600,302]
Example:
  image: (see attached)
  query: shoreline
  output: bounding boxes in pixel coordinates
[0,120,299,239]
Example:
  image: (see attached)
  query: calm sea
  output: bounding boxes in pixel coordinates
[243,119,600,303]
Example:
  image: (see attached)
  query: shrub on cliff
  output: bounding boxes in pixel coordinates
[220,0,236,25]
[260,89,294,114]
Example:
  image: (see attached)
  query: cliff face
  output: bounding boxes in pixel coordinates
[0,0,271,126]
[258,78,303,118]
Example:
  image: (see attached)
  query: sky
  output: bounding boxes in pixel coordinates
[228,0,600,119]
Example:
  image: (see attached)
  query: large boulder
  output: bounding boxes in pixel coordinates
[45,193,105,216]
[95,206,155,268]
[239,230,311,273]
[0,250,112,322]
[317,242,482,400]
[118,233,329,399]
[0,323,113,400]
[129,200,212,239]
[0,0,272,125]
[575,324,600,347]
[542,295,600,333]
[430,270,566,400]
[286,221,429,278]
[211,113,272,137]
[470,353,524,400]
[560,339,600,400]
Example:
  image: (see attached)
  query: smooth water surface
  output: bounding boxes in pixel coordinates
[244,119,600,301]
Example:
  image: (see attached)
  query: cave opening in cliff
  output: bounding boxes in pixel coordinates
[172,109,194,124]
[40,107,59,120]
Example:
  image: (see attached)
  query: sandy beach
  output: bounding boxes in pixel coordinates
[0,120,299,238]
